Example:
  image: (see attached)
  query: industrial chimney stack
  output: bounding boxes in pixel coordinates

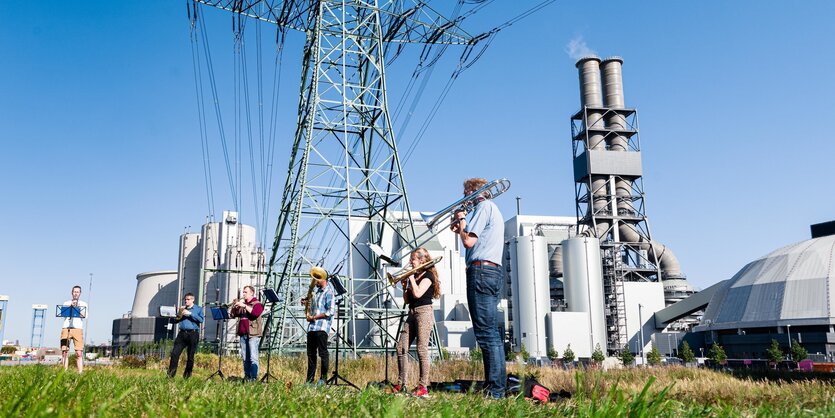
[568,56,691,351]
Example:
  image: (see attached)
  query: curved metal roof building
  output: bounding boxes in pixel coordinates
[695,234,835,331]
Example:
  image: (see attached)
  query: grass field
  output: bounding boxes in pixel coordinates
[1,355,834,417]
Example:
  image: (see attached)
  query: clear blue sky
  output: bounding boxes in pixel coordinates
[1,1,833,346]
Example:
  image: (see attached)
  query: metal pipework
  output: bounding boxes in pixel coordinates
[618,222,683,279]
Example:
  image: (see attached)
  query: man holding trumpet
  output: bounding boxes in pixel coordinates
[167,292,203,378]
[451,177,506,399]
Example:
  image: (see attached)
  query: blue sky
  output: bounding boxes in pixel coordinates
[1,1,834,346]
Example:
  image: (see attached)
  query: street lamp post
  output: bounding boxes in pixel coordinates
[787,324,792,361]
[638,303,645,366]
[667,333,673,358]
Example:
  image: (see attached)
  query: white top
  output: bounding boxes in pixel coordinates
[61,299,88,329]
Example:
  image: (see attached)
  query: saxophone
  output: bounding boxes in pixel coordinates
[304,279,317,317]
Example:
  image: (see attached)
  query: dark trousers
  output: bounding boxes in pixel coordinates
[167,329,199,378]
[306,330,329,383]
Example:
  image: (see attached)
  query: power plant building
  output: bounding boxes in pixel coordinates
[106,53,835,367]
[688,230,835,360]
[112,211,265,350]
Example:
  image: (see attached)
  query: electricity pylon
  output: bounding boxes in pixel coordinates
[192,1,476,353]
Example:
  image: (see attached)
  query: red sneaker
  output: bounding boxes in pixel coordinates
[411,385,429,398]
[388,384,403,394]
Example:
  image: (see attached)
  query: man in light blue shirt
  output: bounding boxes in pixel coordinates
[452,177,506,399]
[305,266,335,384]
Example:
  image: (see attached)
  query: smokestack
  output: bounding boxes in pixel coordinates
[600,56,625,109]
[576,56,605,150]
[576,56,610,239]
[601,57,627,152]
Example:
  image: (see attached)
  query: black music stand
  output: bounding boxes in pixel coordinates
[207,306,230,381]
[259,288,280,383]
[326,275,359,390]
[159,306,177,341]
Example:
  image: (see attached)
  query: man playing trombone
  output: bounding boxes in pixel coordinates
[451,177,506,399]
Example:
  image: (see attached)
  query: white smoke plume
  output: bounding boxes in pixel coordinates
[565,36,596,60]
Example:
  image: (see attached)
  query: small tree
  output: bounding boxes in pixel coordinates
[647,344,662,366]
[708,343,727,365]
[591,343,605,364]
[790,339,808,362]
[547,347,559,362]
[766,339,784,364]
[520,342,530,362]
[562,344,575,364]
[620,349,635,366]
[678,341,695,364]
[1,346,16,354]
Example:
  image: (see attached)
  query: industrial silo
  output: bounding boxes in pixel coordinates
[509,235,551,359]
[561,237,607,353]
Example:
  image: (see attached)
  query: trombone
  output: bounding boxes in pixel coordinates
[409,178,510,250]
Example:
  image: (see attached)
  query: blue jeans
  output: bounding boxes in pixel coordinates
[466,264,506,398]
[239,335,260,381]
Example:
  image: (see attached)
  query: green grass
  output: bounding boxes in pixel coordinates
[0,361,833,417]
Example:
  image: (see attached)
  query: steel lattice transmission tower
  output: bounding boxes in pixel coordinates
[192,1,476,353]
[31,304,47,349]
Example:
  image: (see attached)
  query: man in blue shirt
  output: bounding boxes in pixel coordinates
[452,177,506,399]
[167,292,204,378]
[304,266,335,384]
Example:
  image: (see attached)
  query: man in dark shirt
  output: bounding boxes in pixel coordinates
[167,293,204,378]
[230,285,264,381]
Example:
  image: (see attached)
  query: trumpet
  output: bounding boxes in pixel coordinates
[176,306,187,321]
[386,256,443,284]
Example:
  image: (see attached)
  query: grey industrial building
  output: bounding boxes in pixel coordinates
[683,226,835,360]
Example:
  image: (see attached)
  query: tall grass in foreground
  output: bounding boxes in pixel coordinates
[0,359,833,417]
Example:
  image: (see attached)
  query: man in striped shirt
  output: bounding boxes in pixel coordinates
[304,267,334,384]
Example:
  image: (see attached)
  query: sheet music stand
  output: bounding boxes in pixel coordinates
[260,288,280,383]
[159,306,177,340]
[56,305,86,323]
[207,306,230,380]
[326,275,359,390]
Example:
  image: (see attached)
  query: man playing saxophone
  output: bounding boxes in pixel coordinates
[302,266,334,384]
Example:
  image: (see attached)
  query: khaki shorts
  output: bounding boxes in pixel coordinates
[61,328,83,351]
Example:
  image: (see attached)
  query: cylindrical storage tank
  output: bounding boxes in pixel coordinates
[131,271,178,318]
[561,237,607,353]
[178,233,202,303]
[509,235,550,359]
